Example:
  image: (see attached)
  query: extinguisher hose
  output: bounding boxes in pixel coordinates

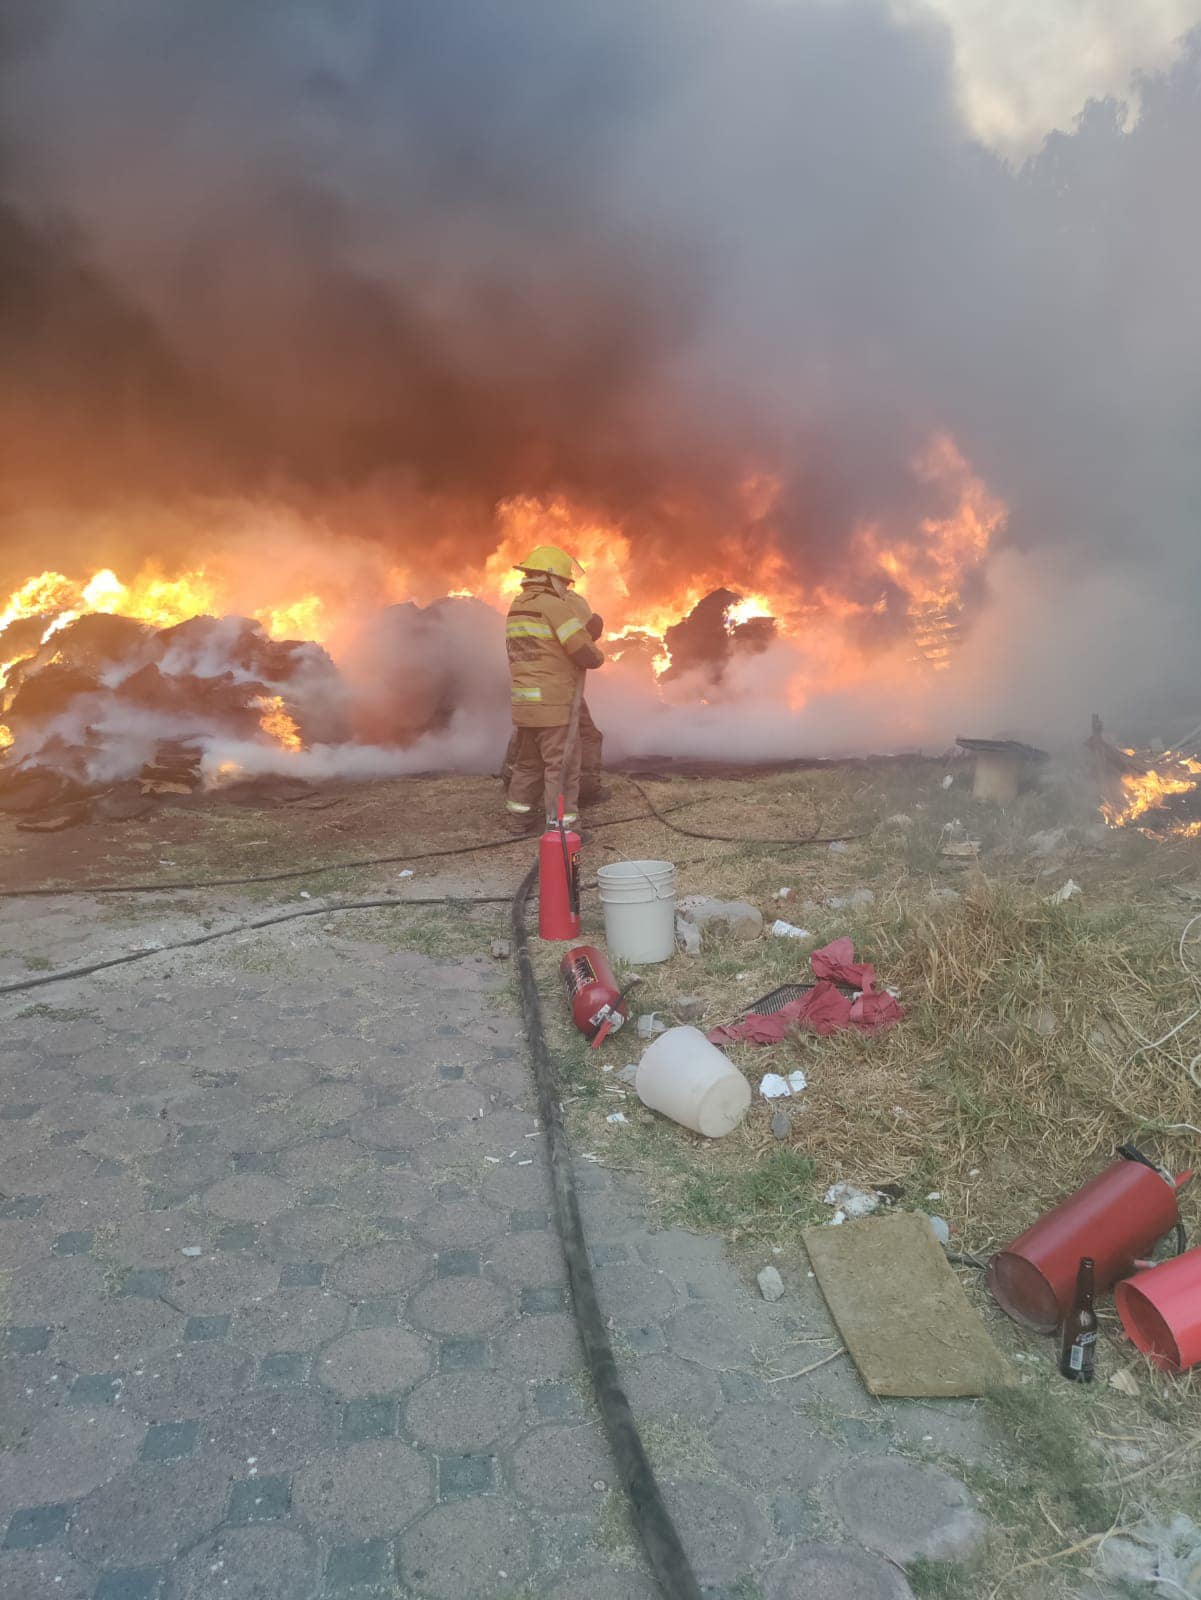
[511,863,703,1600]
[556,676,586,918]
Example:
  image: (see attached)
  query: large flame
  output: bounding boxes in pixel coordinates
[1103,757,1201,832]
[253,695,303,752]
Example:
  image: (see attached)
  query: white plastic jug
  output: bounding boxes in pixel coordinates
[636,1025,751,1138]
[597,859,676,964]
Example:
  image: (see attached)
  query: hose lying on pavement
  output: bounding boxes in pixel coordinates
[510,861,703,1600]
[0,894,512,997]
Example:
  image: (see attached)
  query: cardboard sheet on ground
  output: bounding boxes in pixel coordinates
[804,1211,1015,1397]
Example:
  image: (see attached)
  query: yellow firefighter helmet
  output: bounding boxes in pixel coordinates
[514,545,579,582]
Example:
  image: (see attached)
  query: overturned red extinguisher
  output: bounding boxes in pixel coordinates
[561,945,641,1046]
[539,800,581,942]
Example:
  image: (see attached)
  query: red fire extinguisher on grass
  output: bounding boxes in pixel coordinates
[561,945,641,1045]
[539,807,581,942]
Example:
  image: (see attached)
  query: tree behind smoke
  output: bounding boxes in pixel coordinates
[0,2,1199,738]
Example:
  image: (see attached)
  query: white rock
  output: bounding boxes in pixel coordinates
[757,1265,786,1302]
[823,1182,879,1218]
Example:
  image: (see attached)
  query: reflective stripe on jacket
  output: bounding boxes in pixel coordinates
[506,581,604,727]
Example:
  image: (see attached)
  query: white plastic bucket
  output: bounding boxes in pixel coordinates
[597,859,676,964]
[636,1025,751,1138]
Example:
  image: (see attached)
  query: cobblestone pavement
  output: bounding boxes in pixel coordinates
[0,899,994,1599]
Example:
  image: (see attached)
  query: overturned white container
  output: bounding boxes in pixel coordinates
[635,1025,751,1138]
[597,859,676,964]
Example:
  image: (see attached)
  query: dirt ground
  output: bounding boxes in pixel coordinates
[1,757,1199,1598]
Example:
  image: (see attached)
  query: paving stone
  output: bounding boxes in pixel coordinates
[436,1248,480,1277]
[138,1147,228,1197]
[484,1230,566,1288]
[773,1492,818,1537]
[215,1224,261,1251]
[518,1285,566,1315]
[501,1316,582,1380]
[229,1150,279,1174]
[11,1257,104,1322]
[510,1208,550,1233]
[0,1194,45,1218]
[341,1398,398,1441]
[318,1328,432,1399]
[166,1525,320,1600]
[439,1337,489,1371]
[294,1440,432,1537]
[829,1458,986,1564]
[480,1162,552,1209]
[512,1421,614,1510]
[279,1262,324,1288]
[411,1198,506,1250]
[109,1213,205,1267]
[3,1502,72,1549]
[710,1404,842,1491]
[52,1230,94,1256]
[764,1540,916,1600]
[719,1371,768,1405]
[120,1267,170,1298]
[124,1341,255,1418]
[290,1082,370,1125]
[81,1120,168,1160]
[139,1420,200,1463]
[533,1382,585,1421]
[5,1324,51,1354]
[0,1549,90,1599]
[438,1453,494,1497]
[404,1371,523,1450]
[227,1474,292,1524]
[0,1146,96,1195]
[593,1263,680,1326]
[277,1138,367,1188]
[620,1353,723,1421]
[167,1256,279,1313]
[353,1295,400,1327]
[234,1289,348,1352]
[400,1498,532,1600]
[204,1174,293,1222]
[206,1389,339,1473]
[259,1352,309,1385]
[408,1277,512,1336]
[659,1478,767,1587]
[324,1539,394,1592]
[347,1106,435,1150]
[548,1570,660,1600]
[93,1568,166,1600]
[662,1303,756,1370]
[621,1325,666,1355]
[68,1373,124,1407]
[591,1241,629,1265]
[271,1206,367,1260]
[56,1298,183,1370]
[69,1457,232,1566]
[329,1241,432,1299]
[184,1314,232,1341]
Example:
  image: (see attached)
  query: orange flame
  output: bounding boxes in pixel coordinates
[1103,758,1201,830]
[254,695,302,751]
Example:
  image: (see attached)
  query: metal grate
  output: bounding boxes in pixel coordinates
[745,983,814,1016]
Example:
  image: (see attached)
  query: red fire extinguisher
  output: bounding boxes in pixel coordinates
[561,945,640,1046]
[539,812,581,942]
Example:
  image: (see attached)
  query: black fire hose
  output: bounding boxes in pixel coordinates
[511,863,702,1600]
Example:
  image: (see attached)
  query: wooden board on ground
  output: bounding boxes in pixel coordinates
[804,1210,1016,1397]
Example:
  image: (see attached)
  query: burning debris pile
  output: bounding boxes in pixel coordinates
[0,574,346,825]
[1089,718,1201,839]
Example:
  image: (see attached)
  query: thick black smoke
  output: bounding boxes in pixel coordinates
[1,2,1199,736]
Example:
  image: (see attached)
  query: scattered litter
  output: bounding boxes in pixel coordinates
[940,840,980,862]
[675,996,705,1023]
[1046,878,1083,905]
[760,1070,807,1099]
[830,1210,846,1226]
[926,1191,941,1201]
[579,1152,599,1162]
[770,1110,792,1141]
[1099,1514,1201,1593]
[825,888,874,910]
[180,1246,203,1258]
[828,839,850,854]
[676,895,764,943]
[299,891,311,900]
[602,1063,615,1073]
[615,1064,639,1087]
[926,1215,951,1246]
[757,1265,785,1302]
[942,774,954,789]
[709,938,904,1045]
[775,886,792,900]
[397,869,414,879]
[517,1158,534,1165]
[606,1112,629,1125]
[886,814,913,827]
[1108,1367,1141,1396]
[824,1182,879,1218]
[490,939,511,960]
[484,1156,501,1164]
[637,1012,668,1040]
[770,919,811,940]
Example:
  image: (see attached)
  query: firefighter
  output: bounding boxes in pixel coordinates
[504,545,605,831]
[501,586,609,803]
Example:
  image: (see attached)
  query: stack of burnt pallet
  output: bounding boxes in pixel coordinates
[139,741,203,797]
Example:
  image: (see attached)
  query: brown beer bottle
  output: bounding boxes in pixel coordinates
[1058,1256,1098,1382]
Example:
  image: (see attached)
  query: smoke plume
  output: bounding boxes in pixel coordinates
[2,1,1200,754]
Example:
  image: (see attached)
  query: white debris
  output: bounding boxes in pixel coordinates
[397,869,414,878]
[829,1210,846,1225]
[885,814,913,828]
[1046,878,1083,905]
[299,891,311,900]
[828,840,850,854]
[775,887,793,900]
[770,919,811,940]
[636,1013,667,1040]
[180,1246,203,1258]
[926,1191,941,1201]
[825,889,874,911]
[823,1182,879,1218]
[760,1070,807,1099]
[616,1064,639,1086]
[926,1214,951,1245]
[942,774,954,789]
[606,1112,629,1125]
[484,1156,501,1164]
[757,1265,786,1302]
[1108,1367,1141,1396]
